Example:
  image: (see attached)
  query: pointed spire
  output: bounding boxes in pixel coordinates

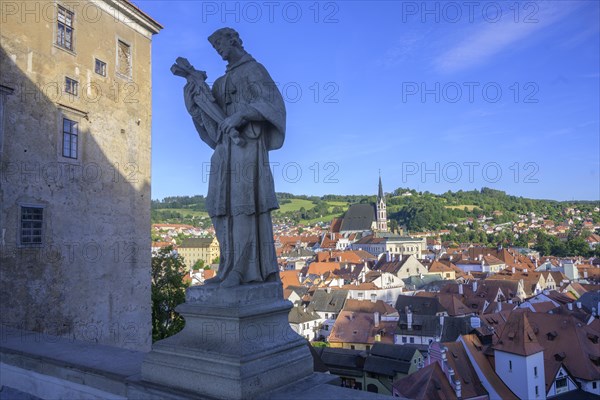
[378,171,384,200]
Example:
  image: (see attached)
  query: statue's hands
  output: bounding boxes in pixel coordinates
[184,82,200,116]
[219,112,246,136]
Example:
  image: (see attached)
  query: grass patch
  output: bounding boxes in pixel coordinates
[445,205,478,211]
[276,199,316,213]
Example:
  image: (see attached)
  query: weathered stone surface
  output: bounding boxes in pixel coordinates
[0,1,161,352]
[141,282,313,399]
[0,326,397,400]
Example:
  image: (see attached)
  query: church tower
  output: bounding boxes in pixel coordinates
[376,174,388,232]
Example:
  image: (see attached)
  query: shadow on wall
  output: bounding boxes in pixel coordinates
[0,43,152,351]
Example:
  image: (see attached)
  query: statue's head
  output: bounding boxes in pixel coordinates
[208,28,244,61]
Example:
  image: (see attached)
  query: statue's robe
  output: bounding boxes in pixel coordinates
[186,54,285,283]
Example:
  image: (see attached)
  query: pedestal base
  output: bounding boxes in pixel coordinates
[141,282,313,399]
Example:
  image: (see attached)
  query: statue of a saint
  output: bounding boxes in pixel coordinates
[173,28,285,287]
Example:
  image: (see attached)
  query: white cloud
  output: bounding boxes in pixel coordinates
[433,1,583,74]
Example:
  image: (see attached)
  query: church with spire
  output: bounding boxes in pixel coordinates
[376,174,388,232]
[332,173,426,258]
[335,173,389,235]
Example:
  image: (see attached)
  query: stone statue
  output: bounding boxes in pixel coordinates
[173,27,285,287]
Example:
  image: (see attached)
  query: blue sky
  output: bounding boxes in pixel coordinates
[140,1,600,201]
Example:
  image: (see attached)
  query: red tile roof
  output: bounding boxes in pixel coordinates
[493,309,544,356]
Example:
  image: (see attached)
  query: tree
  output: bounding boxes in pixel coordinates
[192,259,205,270]
[389,219,399,234]
[151,246,189,342]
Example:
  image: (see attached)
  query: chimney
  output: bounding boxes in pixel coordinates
[584,269,588,278]
[473,280,478,292]
[496,302,502,312]
[439,315,444,327]
[406,307,413,330]
[351,264,355,272]
[374,311,380,327]
[386,251,391,262]
[371,294,376,303]
[512,266,515,274]
[448,367,455,382]
[459,284,464,295]
[454,379,462,398]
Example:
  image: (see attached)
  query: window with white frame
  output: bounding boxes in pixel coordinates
[56,6,74,51]
[20,206,43,245]
[95,59,106,76]
[65,77,78,96]
[62,118,78,159]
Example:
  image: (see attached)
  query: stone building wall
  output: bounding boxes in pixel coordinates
[0,0,161,351]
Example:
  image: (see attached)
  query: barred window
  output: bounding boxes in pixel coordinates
[21,207,43,246]
[57,6,74,51]
[62,118,78,159]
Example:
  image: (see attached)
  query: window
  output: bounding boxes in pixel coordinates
[95,59,106,76]
[592,382,597,389]
[509,360,512,371]
[117,40,132,77]
[402,336,407,343]
[409,337,415,343]
[62,118,78,159]
[65,77,78,96]
[555,377,567,390]
[534,366,538,377]
[56,6,74,51]
[535,386,539,397]
[20,207,43,245]
[350,345,355,350]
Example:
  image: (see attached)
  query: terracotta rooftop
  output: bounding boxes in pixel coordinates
[307,261,341,276]
[459,334,519,400]
[493,309,544,356]
[441,341,488,399]
[328,310,396,346]
[343,299,396,314]
[392,362,457,400]
[280,270,301,289]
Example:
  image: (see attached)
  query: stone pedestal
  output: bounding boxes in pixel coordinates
[141,282,313,399]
